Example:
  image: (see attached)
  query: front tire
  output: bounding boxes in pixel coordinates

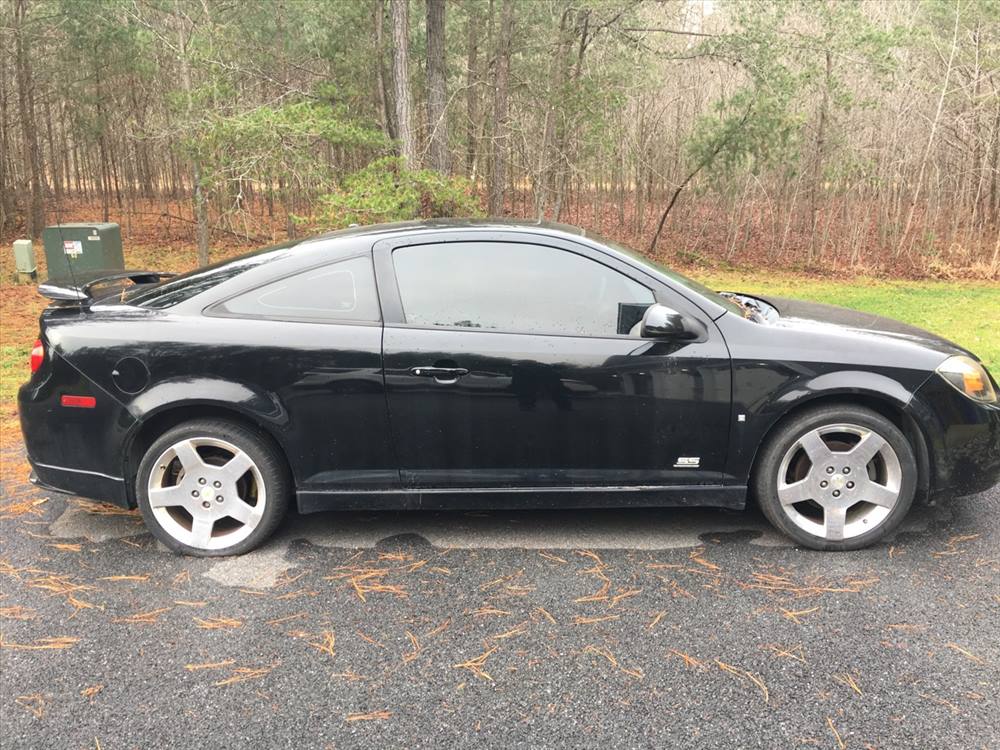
[136,419,290,556]
[752,405,917,551]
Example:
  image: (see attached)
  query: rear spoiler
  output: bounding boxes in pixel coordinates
[38,270,175,305]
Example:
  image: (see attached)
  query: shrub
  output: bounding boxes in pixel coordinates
[313,157,483,229]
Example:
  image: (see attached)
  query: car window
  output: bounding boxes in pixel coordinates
[129,241,298,309]
[392,242,654,337]
[215,256,380,322]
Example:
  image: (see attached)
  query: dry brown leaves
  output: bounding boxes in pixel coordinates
[212,663,278,687]
[194,617,242,630]
[827,717,846,749]
[945,643,984,664]
[781,606,821,624]
[114,607,171,624]
[454,646,499,682]
[15,694,46,718]
[931,534,980,558]
[345,710,391,722]
[0,497,48,521]
[326,567,409,602]
[70,500,137,517]
[833,672,862,696]
[0,635,79,651]
[185,659,236,671]
[742,570,878,598]
[0,605,36,620]
[307,631,336,658]
[583,644,644,679]
[716,660,769,703]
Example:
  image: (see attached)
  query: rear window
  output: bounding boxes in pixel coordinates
[213,256,380,322]
[127,241,297,309]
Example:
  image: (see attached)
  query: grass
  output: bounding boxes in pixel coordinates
[700,272,1000,372]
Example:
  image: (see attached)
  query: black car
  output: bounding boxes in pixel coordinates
[18,220,1000,555]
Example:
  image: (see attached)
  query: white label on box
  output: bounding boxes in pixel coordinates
[63,240,83,257]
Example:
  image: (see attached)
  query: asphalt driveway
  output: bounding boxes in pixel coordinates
[1,456,998,749]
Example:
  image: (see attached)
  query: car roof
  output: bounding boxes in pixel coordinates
[298,218,588,246]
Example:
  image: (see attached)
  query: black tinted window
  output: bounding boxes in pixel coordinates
[393,242,653,336]
[216,256,380,322]
[131,242,296,309]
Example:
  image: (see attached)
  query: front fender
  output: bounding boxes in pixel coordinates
[726,364,934,484]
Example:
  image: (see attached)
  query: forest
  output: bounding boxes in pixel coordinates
[1,0,999,277]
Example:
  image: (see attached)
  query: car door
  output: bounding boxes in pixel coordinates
[374,231,732,490]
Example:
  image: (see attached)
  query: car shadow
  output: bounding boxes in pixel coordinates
[269,501,951,552]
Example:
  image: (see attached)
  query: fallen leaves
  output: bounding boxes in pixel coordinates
[0,605,36,621]
[453,646,499,682]
[70,500,137,517]
[0,635,79,651]
[307,630,336,658]
[326,567,409,602]
[194,617,242,630]
[114,607,171,624]
[743,570,878,598]
[185,659,236,671]
[80,685,104,701]
[781,606,821,624]
[572,614,619,625]
[833,672,862,696]
[0,497,48,520]
[212,663,278,687]
[345,710,391,722]
[716,660,769,703]
[15,694,46,718]
[827,717,846,749]
[945,643,984,664]
[583,644,644,679]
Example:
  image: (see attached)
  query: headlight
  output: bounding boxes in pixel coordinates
[936,355,998,403]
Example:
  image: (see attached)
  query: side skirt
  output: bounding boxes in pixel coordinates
[297,485,746,514]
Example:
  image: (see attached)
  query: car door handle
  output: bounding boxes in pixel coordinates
[409,366,469,381]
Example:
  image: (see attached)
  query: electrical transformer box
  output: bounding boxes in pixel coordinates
[42,223,124,279]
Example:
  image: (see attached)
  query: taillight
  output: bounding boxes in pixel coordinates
[30,339,44,374]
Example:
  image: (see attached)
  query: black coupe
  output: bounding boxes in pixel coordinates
[18,220,1000,555]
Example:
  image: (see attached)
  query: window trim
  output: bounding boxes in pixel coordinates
[379,237,660,340]
[203,252,383,326]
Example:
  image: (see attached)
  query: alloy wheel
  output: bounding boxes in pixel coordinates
[146,436,266,551]
[776,423,903,542]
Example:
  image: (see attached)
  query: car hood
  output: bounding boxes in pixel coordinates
[755,295,970,359]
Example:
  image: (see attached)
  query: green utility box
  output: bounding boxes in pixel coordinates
[42,223,124,279]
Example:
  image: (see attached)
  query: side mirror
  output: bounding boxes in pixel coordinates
[640,304,702,340]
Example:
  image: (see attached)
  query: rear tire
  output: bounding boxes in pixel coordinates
[136,419,290,556]
[752,405,916,551]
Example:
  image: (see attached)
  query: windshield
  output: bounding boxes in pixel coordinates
[125,241,298,309]
[592,234,745,317]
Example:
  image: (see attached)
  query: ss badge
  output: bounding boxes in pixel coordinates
[673,456,701,468]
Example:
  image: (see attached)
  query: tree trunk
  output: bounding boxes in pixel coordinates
[374,0,397,140]
[14,0,45,237]
[487,0,513,216]
[176,5,210,266]
[390,0,416,165]
[808,49,832,263]
[464,11,478,178]
[425,0,449,173]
